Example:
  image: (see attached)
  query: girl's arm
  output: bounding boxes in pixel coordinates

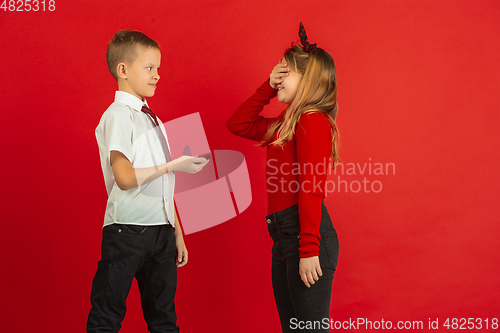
[295,112,333,287]
[226,62,289,141]
[226,80,277,141]
[296,113,333,257]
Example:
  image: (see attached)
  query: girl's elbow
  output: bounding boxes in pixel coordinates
[226,119,236,134]
[226,119,244,136]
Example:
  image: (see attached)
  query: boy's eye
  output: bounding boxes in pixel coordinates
[147,67,152,71]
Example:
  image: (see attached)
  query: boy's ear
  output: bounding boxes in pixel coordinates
[117,63,127,79]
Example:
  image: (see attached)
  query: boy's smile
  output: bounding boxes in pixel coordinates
[119,46,161,101]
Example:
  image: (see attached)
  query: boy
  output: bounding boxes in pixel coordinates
[87,30,208,333]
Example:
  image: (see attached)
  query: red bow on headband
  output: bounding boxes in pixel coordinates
[299,22,317,52]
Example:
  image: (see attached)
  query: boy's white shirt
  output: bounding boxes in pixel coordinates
[95,91,175,227]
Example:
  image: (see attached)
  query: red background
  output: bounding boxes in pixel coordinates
[1,0,499,332]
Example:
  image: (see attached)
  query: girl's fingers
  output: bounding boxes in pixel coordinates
[270,76,283,83]
[269,62,289,90]
[317,265,323,277]
[301,274,311,288]
[307,272,316,286]
[274,70,289,76]
[310,271,317,284]
[273,63,288,72]
[271,72,288,80]
[300,267,322,288]
[274,66,289,73]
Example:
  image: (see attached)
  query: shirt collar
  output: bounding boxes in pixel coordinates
[114,91,149,112]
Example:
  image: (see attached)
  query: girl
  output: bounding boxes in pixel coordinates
[226,23,340,333]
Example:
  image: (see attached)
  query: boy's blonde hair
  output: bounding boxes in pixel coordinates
[106,30,160,80]
[260,45,340,166]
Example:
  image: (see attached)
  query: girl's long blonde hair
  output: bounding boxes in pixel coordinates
[260,45,340,166]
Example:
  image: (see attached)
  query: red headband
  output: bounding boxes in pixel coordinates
[299,22,317,52]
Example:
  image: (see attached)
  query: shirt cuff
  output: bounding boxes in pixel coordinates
[264,79,279,96]
[299,250,320,258]
[299,234,321,258]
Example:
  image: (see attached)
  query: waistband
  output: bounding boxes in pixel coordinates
[266,203,299,222]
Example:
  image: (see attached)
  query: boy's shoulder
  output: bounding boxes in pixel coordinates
[102,91,145,119]
[96,101,137,137]
[100,99,135,121]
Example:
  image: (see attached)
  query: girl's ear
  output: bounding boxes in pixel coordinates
[117,63,127,79]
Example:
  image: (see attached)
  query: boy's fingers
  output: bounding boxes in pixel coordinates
[194,159,209,172]
[178,256,188,267]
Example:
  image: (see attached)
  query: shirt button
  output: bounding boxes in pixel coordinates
[267,218,272,224]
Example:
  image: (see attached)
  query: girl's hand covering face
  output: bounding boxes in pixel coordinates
[269,59,290,90]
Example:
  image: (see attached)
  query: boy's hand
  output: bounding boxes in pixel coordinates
[269,59,289,90]
[175,235,188,267]
[166,155,209,174]
[299,256,322,288]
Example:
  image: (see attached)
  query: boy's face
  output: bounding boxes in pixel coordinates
[119,46,161,101]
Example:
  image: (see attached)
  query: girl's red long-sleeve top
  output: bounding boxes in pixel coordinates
[226,80,333,258]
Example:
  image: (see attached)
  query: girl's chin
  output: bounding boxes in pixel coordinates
[278,98,292,105]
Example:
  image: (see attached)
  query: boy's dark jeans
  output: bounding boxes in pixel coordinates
[87,223,179,333]
[266,202,340,333]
